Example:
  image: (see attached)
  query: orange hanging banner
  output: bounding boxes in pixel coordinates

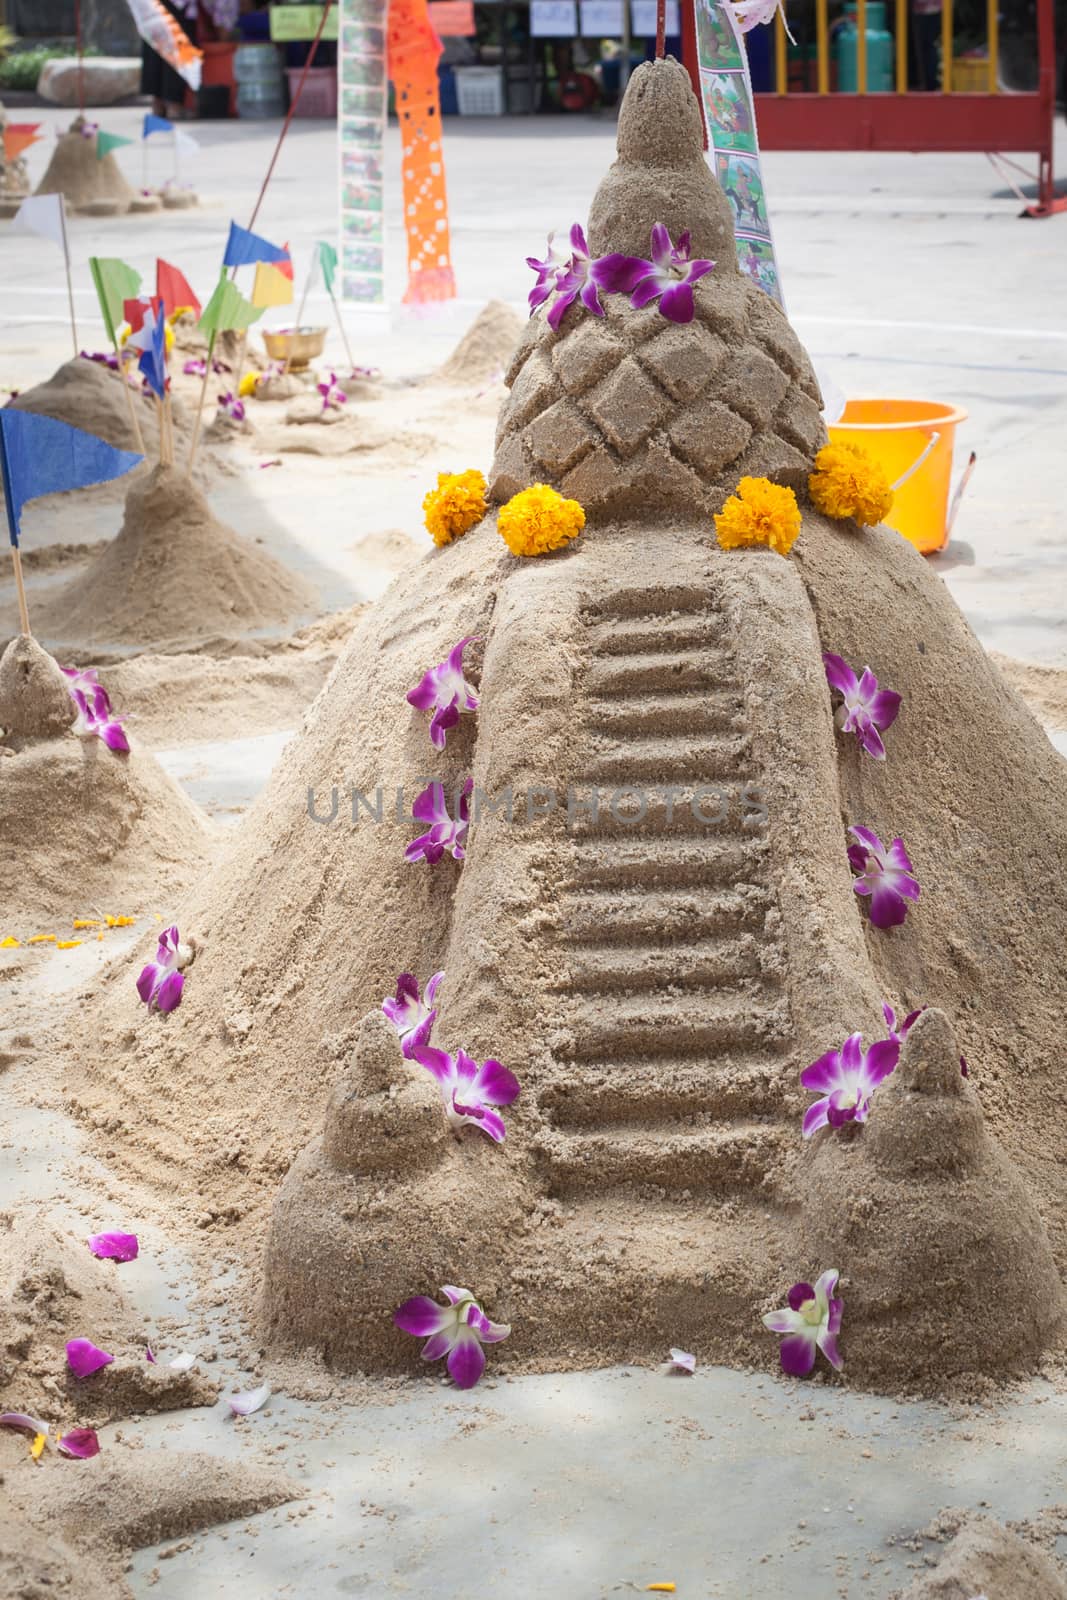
[387,0,457,305]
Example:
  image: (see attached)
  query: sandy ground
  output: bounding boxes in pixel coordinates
[2,107,1067,1597]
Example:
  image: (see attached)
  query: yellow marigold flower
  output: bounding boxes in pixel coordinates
[808,442,894,526]
[238,371,260,399]
[118,322,175,355]
[423,468,487,547]
[714,476,802,557]
[497,483,586,558]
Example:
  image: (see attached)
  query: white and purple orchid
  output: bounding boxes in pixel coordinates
[228,1382,271,1416]
[66,677,130,754]
[405,779,473,865]
[728,0,796,40]
[317,371,348,412]
[823,653,902,761]
[528,223,608,331]
[762,1271,843,1377]
[80,349,120,369]
[217,390,245,422]
[801,1031,899,1137]
[394,1285,510,1389]
[406,636,480,750]
[667,1348,696,1375]
[136,925,191,1014]
[596,224,715,325]
[410,1045,520,1142]
[382,971,444,1058]
[847,825,921,929]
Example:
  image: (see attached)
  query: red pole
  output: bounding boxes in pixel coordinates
[75,0,85,116]
[1027,0,1066,216]
[246,0,335,231]
[656,0,667,56]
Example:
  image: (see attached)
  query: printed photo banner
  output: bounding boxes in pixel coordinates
[693,0,783,306]
[339,0,388,305]
[124,0,203,89]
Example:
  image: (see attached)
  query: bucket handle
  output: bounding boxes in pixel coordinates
[891,430,940,492]
[945,451,978,539]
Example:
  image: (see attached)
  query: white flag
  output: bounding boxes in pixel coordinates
[174,128,200,157]
[11,193,65,252]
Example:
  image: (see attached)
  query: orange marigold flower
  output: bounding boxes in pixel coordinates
[808,442,894,526]
[714,476,802,557]
[423,469,488,547]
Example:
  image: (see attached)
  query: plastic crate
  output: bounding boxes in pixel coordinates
[287,65,339,118]
[454,66,504,116]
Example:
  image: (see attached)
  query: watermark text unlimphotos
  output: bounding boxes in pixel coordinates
[306,781,768,829]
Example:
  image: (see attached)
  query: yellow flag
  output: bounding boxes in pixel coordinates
[251,262,294,309]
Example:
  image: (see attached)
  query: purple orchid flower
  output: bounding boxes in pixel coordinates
[87,1231,139,1263]
[405,779,473,866]
[800,1031,899,1137]
[317,371,348,412]
[847,825,920,929]
[529,223,607,332]
[406,636,480,750]
[57,1428,101,1458]
[217,391,245,422]
[66,1338,114,1379]
[823,653,902,761]
[596,224,715,325]
[382,971,444,1058]
[394,1285,510,1389]
[410,1045,520,1142]
[80,350,120,369]
[883,1000,969,1075]
[69,681,130,754]
[762,1271,843,1377]
[183,358,207,377]
[136,925,190,1014]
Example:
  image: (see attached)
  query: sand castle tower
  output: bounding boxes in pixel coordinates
[81,59,1066,1393]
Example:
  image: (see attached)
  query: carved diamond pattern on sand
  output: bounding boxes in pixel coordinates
[491,288,823,518]
[539,583,793,1196]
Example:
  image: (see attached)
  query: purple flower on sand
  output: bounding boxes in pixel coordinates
[394,1285,510,1389]
[668,1348,696,1374]
[410,1045,520,1142]
[596,224,715,325]
[762,1271,843,1377]
[136,925,191,1014]
[847,825,920,929]
[406,636,480,750]
[528,223,607,331]
[405,780,473,865]
[80,350,120,369]
[317,372,347,412]
[57,1428,101,1459]
[183,358,206,377]
[87,1231,139,1263]
[65,671,130,754]
[823,653,901,761]
[801,1032,899,1137]
[217,391,245,422]
[66,1338,114,1379]
[382,971,444,1058]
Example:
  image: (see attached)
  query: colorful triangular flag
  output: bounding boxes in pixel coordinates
[317,240,338,298]
[222,222,291,270]
[97,130,136,159]
[0,411,142,548]
[143,112,174,138]
[130,309,168,399]
[89,257,143,348]
[197,276,264,336]
[174,128,200,156]
[251,261,294,309]
[157,259,201,320]
[4,124,42,162]
[11,194,65,252]
[123,295,163,336]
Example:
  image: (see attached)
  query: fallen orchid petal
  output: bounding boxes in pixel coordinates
[228,1382,271,1416]
[169,1352,197,1372]
[1,1412,50,1438]
[763,1269,843,1377]
[137,925,191,1013]
[667,1348,696,1374]
[145,1346,156,1363]
[56,1428,101,1459]
[66,1338,114,1379]
[87,1231,139,1263]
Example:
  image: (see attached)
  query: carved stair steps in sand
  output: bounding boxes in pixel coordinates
[560,885,773,942]
[541,1120,788,1195]
[583,729,752,785]
[585,689,745,736]
[565,986,790,1060]
[567,834,769,882]
[560,934,765,991]
[540,1055,785,1125]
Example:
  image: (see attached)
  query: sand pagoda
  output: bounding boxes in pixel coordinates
[81,59,1067,1395]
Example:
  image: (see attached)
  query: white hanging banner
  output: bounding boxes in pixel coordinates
[530,0,578,35]
[579,0,623,34]
[630,0,680,33]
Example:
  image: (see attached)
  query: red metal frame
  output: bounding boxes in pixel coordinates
[682,0,1065,216]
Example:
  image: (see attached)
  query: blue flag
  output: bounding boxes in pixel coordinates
[223,221,291,269]
[143,112,174,138]
[137,309,168,400]
[0,411,142,548]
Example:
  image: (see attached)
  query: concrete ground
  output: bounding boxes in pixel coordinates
[3,105,1067,1598]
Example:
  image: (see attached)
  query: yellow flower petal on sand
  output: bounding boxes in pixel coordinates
[238,371,260,399]
[27,934,57,945]
[647,1586,677,1594]
[73,919,100,930]
[497,483,586,558]
[714,475,802,557]
[423,468,488,547]
[808,441,894,526]
[0,936,20,948]
[30,1432,47,1461]
[56,940,82,949]
[105,915,136,928]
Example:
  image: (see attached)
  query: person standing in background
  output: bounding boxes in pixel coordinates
[909,0,942,89]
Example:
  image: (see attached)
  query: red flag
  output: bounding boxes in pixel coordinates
[123,295,164,334]
[156,259,202,320]
[278,243,294,283]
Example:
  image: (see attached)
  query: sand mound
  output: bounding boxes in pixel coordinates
[0,636,215,924]
[434,299,525,387]
[35,464,318,651]
[900,1513,1067,1599]
[34,117,134,213]
[9,357,185,460]
[103,649,338,746]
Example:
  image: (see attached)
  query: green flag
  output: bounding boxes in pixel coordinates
[198,275,264,336]
[318,240,338,297]
[89,256,142,348]
[96,130,136,159]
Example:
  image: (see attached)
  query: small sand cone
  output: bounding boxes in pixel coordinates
[0,635,76,740]
[322,1010,447,1176]
[34,116,134,214]
[796,1008,1064,1389]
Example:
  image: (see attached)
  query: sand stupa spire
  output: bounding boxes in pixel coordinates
[0,635,77,738]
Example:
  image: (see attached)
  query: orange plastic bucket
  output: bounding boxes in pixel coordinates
[828,398,968,554]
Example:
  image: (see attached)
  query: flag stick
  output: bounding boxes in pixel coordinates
[164,390,176,466]
[282,252,316,376]
[58,195,79,357]
[115,347,146,454]
[155,395,167,466]
[11,547,32,637]
[326,284,356,374]
[234,327,250,389]
[187,330,217,471]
